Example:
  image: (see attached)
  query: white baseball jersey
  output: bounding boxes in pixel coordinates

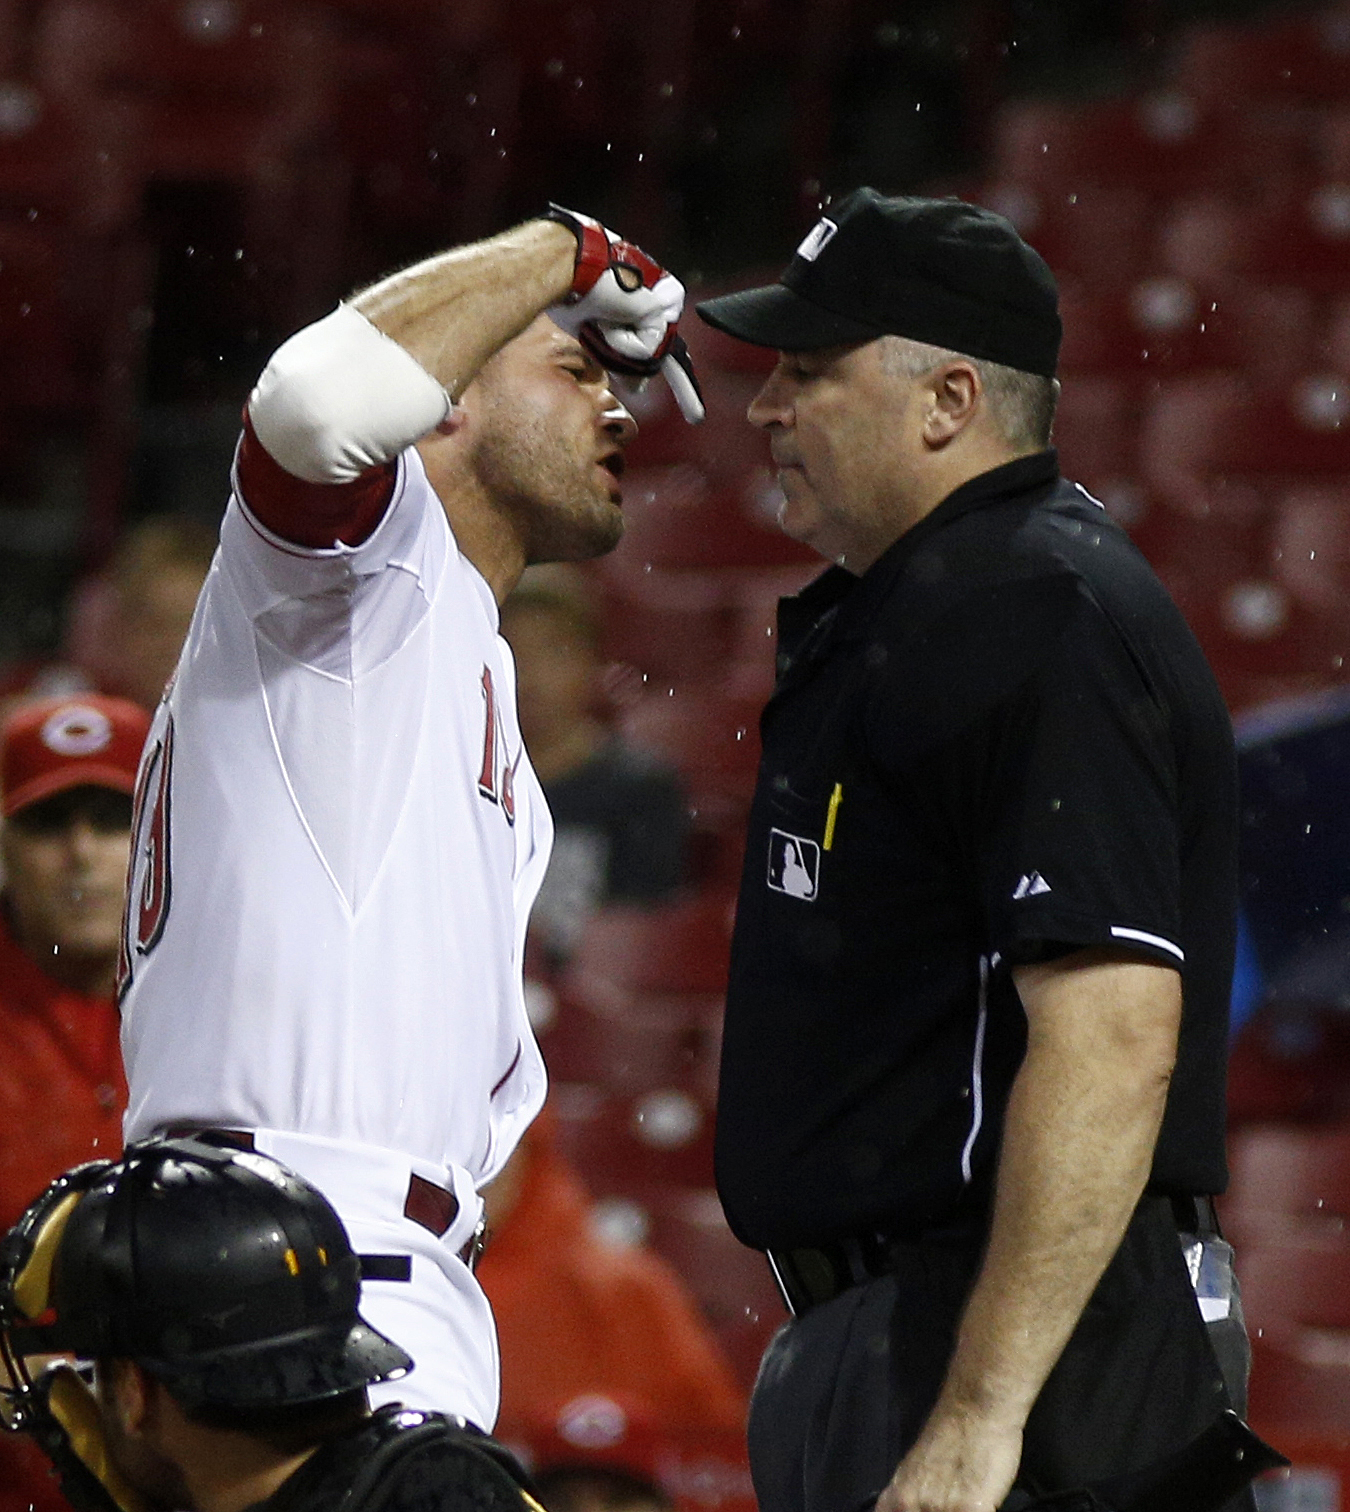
[119,444,551,1186]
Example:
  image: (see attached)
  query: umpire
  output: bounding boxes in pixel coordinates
[0,1138,542,1512]
[696,190,1254,1512]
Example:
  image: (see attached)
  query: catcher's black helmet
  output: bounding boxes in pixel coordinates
[0,1136,411,1414]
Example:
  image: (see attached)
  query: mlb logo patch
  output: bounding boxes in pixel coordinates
[767,828,820,901]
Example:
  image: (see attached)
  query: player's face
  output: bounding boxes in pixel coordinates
[747,339,926,572]
[1,787,132,966]
[467,317,637,563]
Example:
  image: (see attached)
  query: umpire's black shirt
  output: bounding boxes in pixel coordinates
[716,450,1237,1252]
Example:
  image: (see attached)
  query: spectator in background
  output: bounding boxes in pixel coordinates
[0,690,147,1512]
[477,1111,746,1449]
[0,514,217,719]
[502,567,689,963]
[70,513,218,711]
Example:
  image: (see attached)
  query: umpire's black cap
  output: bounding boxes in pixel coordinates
[696,187,1062,377]
[1,1137,411,1412]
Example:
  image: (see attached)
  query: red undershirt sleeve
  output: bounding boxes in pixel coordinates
[236,409,399,549]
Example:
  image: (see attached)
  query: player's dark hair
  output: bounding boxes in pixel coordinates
[173,1382,370,1456]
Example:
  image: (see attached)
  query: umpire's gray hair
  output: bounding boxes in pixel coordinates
[879,335,1059,453]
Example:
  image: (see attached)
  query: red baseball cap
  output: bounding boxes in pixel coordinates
[2,694,151,818]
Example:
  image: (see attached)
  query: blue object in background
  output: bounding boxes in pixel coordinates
[1229,908,1264,1041]
[1232,687,1350,1032]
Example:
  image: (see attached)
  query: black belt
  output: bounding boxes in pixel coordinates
[768,1194,1220,1318]
[166,1127,486,1273]
[766,1232,898,1318]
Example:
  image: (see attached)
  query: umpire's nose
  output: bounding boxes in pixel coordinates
[748,358,794,430]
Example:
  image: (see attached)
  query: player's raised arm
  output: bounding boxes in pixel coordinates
[239,209,700,549]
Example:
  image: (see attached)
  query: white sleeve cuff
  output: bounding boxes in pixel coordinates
[248,303,451,484]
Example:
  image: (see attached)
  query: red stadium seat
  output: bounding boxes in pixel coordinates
[991,93,1295,200]
[1241,1237,1350,1439]
[1228,1006,1350,1128]
[566,893,736,997]
[1058,278,1313,385]
[0,222,91,411]
[538,991,721,1102]
[1177,12,1350,106]
[1154,195,1257,284]
[1051,374,1140,482]
[36,0,335,178]
[608,463,816,572]
[591,557,735,686]
[1157,183,1350,296]
[1249,1331,1350,1439]
[1246,184,1350,296]
[549,1082,717,1194]
[971,179,1150,290]
[620,685,763,814]
[1225,1121,1350,1242]
[1274,486,1350,623]
[1240,1240,1350,1332]
[1142,372,1350,520]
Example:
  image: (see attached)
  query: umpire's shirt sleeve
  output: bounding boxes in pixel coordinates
[969,580,1183,970]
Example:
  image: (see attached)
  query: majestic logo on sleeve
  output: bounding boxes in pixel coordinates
[767,828,819,901]
[477,665,517,827]
[116,714,174,1000]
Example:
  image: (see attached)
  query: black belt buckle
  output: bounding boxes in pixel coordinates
[767,1237,887,1317]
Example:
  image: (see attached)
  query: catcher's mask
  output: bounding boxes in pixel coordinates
[0,1136,411,1512]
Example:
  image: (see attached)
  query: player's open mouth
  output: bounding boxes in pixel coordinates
[598,450,625,501]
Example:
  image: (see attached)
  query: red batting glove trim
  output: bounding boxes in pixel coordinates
[237,411,397,548]
[569,219,615,299]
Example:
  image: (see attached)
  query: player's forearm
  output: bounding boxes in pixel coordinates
[350,219,577,397]
[932,956,1181,1430]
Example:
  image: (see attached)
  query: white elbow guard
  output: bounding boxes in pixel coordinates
[248,303,451,483]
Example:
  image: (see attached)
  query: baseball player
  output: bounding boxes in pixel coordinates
[115,208,703,1431]
[0,1136,546,1512]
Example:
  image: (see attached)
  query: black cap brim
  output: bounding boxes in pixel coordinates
[696,283,882,351]
[143,1316,413,1411]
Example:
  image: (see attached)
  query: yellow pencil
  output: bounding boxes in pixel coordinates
[823,782,843,850]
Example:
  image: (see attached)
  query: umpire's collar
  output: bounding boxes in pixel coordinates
[775,448,1062,680]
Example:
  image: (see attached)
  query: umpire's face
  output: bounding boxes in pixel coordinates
[747,337,972,574]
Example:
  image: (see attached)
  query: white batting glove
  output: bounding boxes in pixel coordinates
[544,203,705,424]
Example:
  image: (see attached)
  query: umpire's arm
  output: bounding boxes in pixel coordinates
[877,947,1180,1512]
